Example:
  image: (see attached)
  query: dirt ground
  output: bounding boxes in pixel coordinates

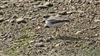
[0,0,100,56]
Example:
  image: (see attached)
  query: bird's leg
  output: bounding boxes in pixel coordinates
[51,28,57,37]
[55,27,59,37]
[52,27,60,37]
[52,27,57,37]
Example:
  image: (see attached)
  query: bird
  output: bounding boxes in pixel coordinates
[42,15,70,37]
[43,15,70,28]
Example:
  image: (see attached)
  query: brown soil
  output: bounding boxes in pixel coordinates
[0,0,100,56]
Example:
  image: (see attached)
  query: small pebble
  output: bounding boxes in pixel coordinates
[29,40,34,43]
[75,30,83,35]
[55,43,60,47]
[34,42,45,47]
[16,17,26,23]
[13,15,18,18]
[58,11,67,15]
[43,2,53,7]
[38,39,44,42]
[0,33,3,36]
[37,26,41,29]
[94,19,100,22]
[94,34,99,37]
[6,19,15,23]
[36,2,53,8]
[2,1,8,4]
[46,37,54,42]
[0,12,3,15]
[55,43,62,47]
[36,5,48,8]
[0,5,7,9]
[0,18,4,22]
[67,11,76,14]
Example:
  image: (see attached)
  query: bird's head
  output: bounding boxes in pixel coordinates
[42,15,50,23]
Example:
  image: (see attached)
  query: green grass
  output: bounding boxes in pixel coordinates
[5,27,34,56]
[83,47,100,56]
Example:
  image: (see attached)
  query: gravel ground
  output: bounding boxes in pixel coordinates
[0,0,100,56]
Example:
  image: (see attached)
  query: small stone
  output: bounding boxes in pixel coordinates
[89,26,98,30]
[0,33,3,36]
[75,29,87,35]
[36,2,53,8]
[13,15,18,18]
[75,30,83,35]
[6,19,15,23]
[94,34,99,37]
[94,19,100,22]
[37,38,44,42]
[34,42,45,47]
[43,2,53,7]
[0,5,7,9]
[55,43,61,47]
[49,49,57,53]
[37,50,42,53]
[33,1,41,5]
[37,26,41,29]
[23,16,31,20]
[16,17,26,23]
[0,12,3,15]
[29,40,34,43]
[10,19,15,23]
[67,11,76,14]
[58,11,67,15]
[36,5,48,8]
[0,6,5,9]
[94,1,100,5]
[2,1,8,4]
[46,37,54,42]
[0,18,4,22]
